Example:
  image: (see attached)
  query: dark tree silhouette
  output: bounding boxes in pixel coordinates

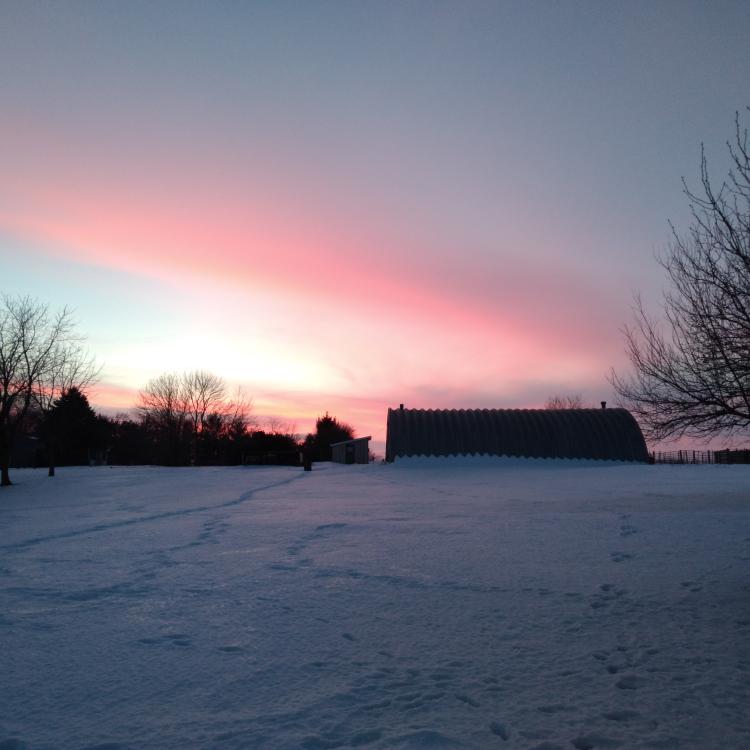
[243,429,299,465]
[182,370,226,465]
[137,373,189,465]
[612,110,750,441]
[137,373,253,465]
[43,388,101,468]
[308,412,354,461]
[35,343,98,477]
[545,394,585,409]
[104,414,153,466]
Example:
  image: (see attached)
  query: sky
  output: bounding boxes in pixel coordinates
[2,1,749,450]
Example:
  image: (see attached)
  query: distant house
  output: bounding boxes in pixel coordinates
[385,405,649,462]
[331,436,371,464]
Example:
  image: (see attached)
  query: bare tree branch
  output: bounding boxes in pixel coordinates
[611,109,750,442]
[545,394,585,409]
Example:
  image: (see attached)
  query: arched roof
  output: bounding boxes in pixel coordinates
[385,407,649,462]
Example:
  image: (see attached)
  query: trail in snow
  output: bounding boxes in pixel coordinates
[0,471,305,552]
[1,462,749,750]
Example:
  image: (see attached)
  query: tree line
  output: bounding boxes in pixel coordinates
[0,298,354,486]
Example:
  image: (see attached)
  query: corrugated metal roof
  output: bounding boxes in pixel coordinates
[385,407,649,462]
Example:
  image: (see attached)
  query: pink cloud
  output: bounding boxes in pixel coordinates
[88,381,139,415]
[2,116,627,435]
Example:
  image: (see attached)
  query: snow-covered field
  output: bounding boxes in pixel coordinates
[1,460,750,750]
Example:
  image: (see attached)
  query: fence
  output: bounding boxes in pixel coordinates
[650,449,750,465]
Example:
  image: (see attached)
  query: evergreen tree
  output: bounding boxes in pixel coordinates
[44,387,100,473]
[312,413,354,461]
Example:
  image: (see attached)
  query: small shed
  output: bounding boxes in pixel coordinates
[331,436,371,464]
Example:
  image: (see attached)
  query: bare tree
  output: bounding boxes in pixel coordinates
[0,295,86,486]
[226,387,255,436]
[183,371,226,431]
[545,394,584,409]
[137,373,188,464]
[612,110,750,441]
[264,415,297,436]
[137,373,186,427]
[137,373,254,465]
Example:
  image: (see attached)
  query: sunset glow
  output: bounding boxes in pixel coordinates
[3,2,749,449]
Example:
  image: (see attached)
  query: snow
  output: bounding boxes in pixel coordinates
[1,461,749,750]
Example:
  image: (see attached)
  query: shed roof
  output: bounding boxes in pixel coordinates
[385,408,648,462]
[330,435,372,447]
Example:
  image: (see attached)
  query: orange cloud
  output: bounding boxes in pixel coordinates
[88,381,139,414]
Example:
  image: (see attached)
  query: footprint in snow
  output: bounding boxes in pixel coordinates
[616,674,645,690]
[395,692,422,703]
[349,729,382,746]
[342,632,355,641]
[610,552,635,563]
[300,736,343,749]
[362,699,392,712]
[603,709,640,722]
[489,722,509,740]
[572,735,622,749]
[537,704,572,714]
[680,581,703,593]
[388,729,462,748]
[139,633,191,647]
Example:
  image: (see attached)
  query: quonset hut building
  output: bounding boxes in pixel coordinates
[385,405,649,463]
